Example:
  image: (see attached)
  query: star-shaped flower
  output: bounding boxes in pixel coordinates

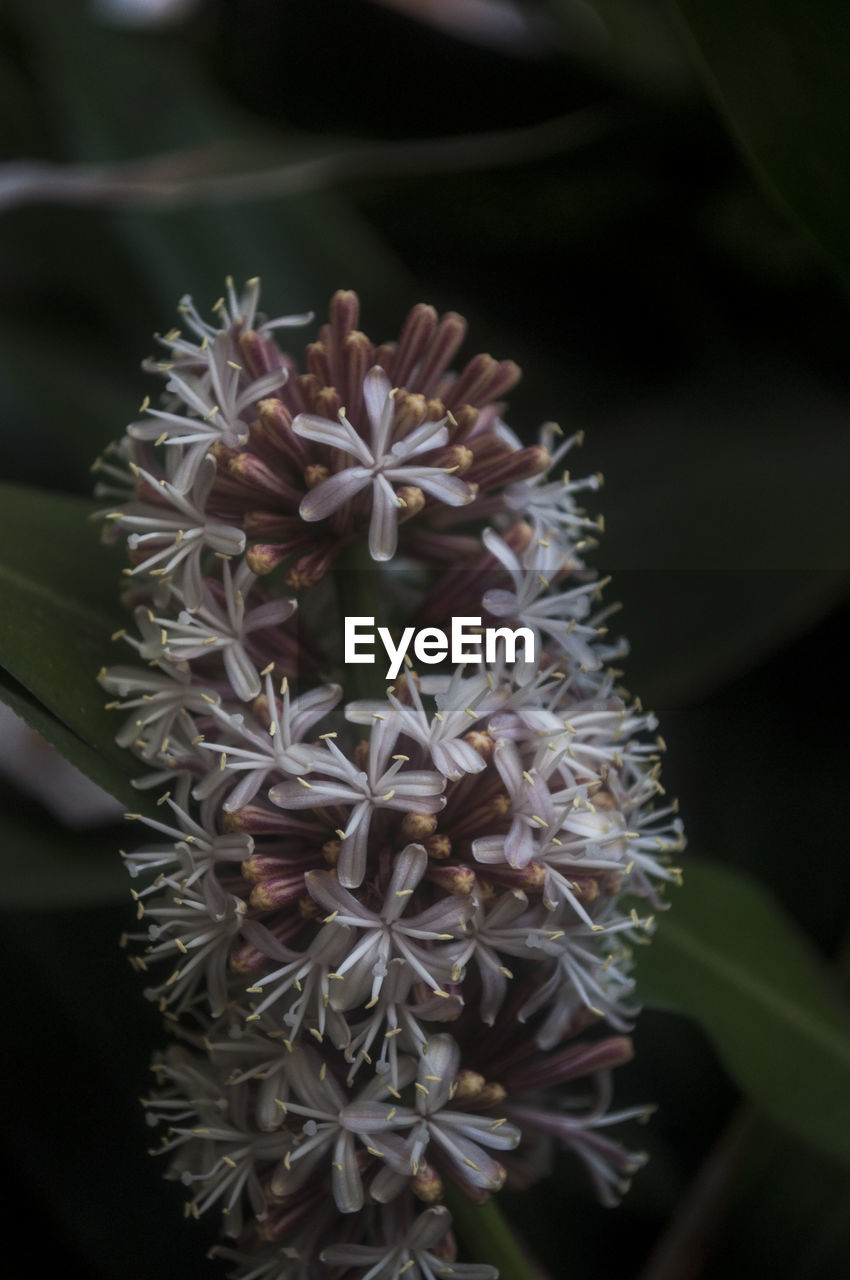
[294,366,475,560]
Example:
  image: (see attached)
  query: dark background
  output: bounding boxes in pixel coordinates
[1,2,849,1277]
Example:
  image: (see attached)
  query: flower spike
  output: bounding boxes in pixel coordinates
[97,280,681,1277]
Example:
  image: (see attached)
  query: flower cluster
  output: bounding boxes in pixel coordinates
[95,279,684,1278]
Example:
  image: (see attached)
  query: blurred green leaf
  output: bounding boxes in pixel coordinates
[0,804,125,907]
[636,856,850,1166]
[0,671,152,817]
[589,364,850,708]
[568,0,695,94]
[13,0,412,318]
[446,1188,549,1280]
[0,0,414,508]
[0,315,145,492]
[616,568,850,711]
[0,482,150,800]
[596,374,850,573]
[669,0,850,282]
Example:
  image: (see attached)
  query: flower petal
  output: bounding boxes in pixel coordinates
[300,468,372,522]
[331,1131,364,1213]
[384,843,428,920]
[292,412,373,465]
[363,365,394,457]
[390,418,449,459]
[222,643,261,702]
[368,475,400,561]
[412,471,475,506]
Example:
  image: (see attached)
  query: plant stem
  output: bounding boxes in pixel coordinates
[335,539,385,702]
[443,1187,551,1280]
[637,1108,754,1280]
[0,107,615,213]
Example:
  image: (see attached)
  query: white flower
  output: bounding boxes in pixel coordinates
[471,737,561,870]
[305,843,471,1008]
[507,1070,651,1208]
[482,526,602,669]
[294,366,474,561]
[129,332,291,493]
[270,1045,418,1214]
[194,674,342,812]
[321,1204,498,1280]
[240,920,353,1043]
[137,873,247,1016]
[105,455,245,609]
[346,669,504,780]
[446,888,549,1024]
[269,723,447,888]
[120,795,252,886]
[520,907,646,1043]
[98,657,219,761]
[342,958,459,1091]
[170,277,311,345]
[143,1048,287,1237]
[504,423,602,542]
[152,560,297,702]
[340,1035,520,1199]
[100,282,683,1277]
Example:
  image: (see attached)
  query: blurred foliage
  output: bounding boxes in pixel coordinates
[635,856,850,1166]
[707,1114,850,1279]
[0,776,126,906]
[670,0,850,284]
[0,483,159,804]
[0,0,848,1277]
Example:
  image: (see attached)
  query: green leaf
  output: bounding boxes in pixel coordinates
[0,315,145,493]
[0,481,152,806]
[561,0,696,95]
[13,0,412,318]
[588,360,850,708]
[669,0,850,282]
[0,669,150,816]
[636,856,850,1165]
[0,805,126,907]
[615,568,850,711]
